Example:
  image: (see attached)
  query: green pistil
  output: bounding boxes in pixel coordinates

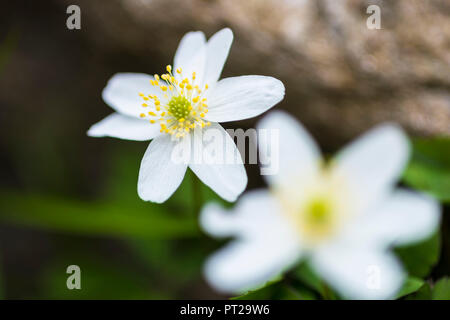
[304,197,332,226]
[168,96,191,120]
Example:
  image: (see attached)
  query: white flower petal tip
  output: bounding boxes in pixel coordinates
[205,76,285,123]
[193,165,247,203]
[338,122,411,174]
[200,202,238,238]
[189,123,248,202]
[388,191,441,246]
[203,28,234,85]
[137,135,188,203]
[214,27,233,38]
[87,113,161,141]
[355,189,441,249]
[174,31,206,68]
[334,123,411,211]
[102,73,158,118]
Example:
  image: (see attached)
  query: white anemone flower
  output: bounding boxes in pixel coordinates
[201,111,440,300]
[87,29,285,203]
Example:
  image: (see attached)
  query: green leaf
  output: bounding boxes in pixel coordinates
[406,283,432,300]
[293,262,337,299]
[293,263,322,292]
[403,138,450,203]
[396,277,424,299]
[432,277,450,300]
[395,232,441,278]
[406,278,450,300]
[231,277,315,300]
[0,189,199,239]
[128,237,213,286]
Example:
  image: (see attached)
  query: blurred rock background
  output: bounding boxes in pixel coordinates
[63,0,450,143]
[0,0,448,299]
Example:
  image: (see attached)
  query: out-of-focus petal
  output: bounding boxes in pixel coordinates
[201,190,302,293]
[257,111,321,188]
[347,189,440,249]
[312,244,404,300]
[333,124,410,213]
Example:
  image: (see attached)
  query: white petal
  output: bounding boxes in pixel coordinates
[257,111,321,188]
[189,123,247,202]
[204,76,285,123]
[333,124,410,212]
[174,31,206,85]
[205,240,300,294]
[173,31,206,73]
[138,135,188,203]
[203,28,233,86]
[312,245,404,300]
[348,189,441,249]
[201,190,289,238]
[87,113,161,141]
[201,190,302,293]
[102,73,159,118]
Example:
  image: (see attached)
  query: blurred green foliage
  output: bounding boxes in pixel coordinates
[432,278,450,300]
[0,123,448,299]
[0,139,226,299]
[42,257,169,299]
[232,276,316,300]
[395,277,424,299]
[403,138,450,203]
[395,232,441,278]
[407,277,450,300]
[0,190,198,239]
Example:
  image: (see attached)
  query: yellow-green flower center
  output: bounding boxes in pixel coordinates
[304,197,332,226]
[137,65,211,138]
[168,96,192,120]
[300,196,336,243]
[275,169,352,247]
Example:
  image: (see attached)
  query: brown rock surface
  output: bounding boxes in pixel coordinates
[3,0,450,149]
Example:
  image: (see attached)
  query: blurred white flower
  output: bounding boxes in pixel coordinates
[87,29,285,203]
[201,111,440,299]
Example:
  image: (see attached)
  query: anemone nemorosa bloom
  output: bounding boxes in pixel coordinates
[201,111,440,299]
[88,29,285,203]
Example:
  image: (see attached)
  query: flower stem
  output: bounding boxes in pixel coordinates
[192,173,202,216]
